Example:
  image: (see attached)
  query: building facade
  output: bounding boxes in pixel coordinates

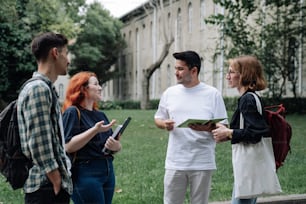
[55,0,306,102]
[109,0,232,101]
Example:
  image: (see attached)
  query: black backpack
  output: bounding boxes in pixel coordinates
[0,77,55,190]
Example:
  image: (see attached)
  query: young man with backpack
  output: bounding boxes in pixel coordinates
[17,32,72,204]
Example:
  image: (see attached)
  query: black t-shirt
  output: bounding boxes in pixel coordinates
[62,106,113,160]
[231,91,269,144]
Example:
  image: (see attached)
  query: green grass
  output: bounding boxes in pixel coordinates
[1,110,305,203]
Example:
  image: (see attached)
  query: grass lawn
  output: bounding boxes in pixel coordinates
[0,110,305,203]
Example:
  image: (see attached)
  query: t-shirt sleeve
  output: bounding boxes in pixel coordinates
[154,91,169,120]
[213,91,229,124]
[62,107,80,143]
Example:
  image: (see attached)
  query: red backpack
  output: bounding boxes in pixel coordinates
[248,93,292,170]
[264,104,292,169]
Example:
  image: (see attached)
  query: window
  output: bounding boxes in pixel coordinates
[58,83,64,100]
[188,2,193,33]
[176,8,182,48]
[200,58,205,81]
[288,37,299,81]
[167,64,172,87]
[168,12,171,35]
[214,3,220,15]
[200,0,206,30]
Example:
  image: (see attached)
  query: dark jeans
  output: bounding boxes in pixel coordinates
[25,182,70,204]
[72,157,115,204]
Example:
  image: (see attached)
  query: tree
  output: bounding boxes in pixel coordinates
[24,0,82,39]
[206,0,305,98]
[68,2,126,84]
[140,0,174,109]
[0,0,83,107]
[0,0,36,104]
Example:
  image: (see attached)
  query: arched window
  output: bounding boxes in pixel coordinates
[288,37,299,81]
[188,2,193,33]
[167,64,172,87]
[200,0,206,30]
[58,83,64,100]
[214,3,220,15]
[200,58,205,81]
[136,28,140,98]
[176,8,182,49]
[168,12,171,35]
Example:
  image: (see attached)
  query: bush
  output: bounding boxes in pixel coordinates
[99,97,306,113]
[116,100,140,109]
[99,101,122,110]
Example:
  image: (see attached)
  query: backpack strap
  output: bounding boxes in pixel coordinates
[21,76,62,149]
[21,76,57,111]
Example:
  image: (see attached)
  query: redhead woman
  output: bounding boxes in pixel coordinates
[62,71,121,204]
[212,56,269,204]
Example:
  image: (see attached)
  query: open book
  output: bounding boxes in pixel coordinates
[177,118,226,128]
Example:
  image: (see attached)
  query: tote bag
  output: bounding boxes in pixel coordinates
[232,93,282,199]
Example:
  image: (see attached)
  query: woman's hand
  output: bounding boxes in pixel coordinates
[94,119,116,133]
[212,123,232,143]
[104,137,122,152]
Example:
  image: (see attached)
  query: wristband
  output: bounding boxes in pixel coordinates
[228,130,233,139]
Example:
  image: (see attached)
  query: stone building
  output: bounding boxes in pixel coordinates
[55,0,306,103]
[108,0,232,102]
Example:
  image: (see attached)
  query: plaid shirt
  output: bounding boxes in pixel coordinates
[17,72,72,194]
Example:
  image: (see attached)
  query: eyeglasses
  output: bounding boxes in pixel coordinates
[227,70,239,75]
[86,83,105,89]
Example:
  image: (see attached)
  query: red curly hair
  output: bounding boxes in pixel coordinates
[62,71,99,112]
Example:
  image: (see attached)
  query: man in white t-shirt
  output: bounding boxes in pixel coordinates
[154,50,228,204]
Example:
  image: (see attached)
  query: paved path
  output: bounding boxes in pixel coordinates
[209,194,306,204]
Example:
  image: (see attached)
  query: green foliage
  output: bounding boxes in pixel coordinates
[263,97,306,114]
[1,110,306,203]
[98,97,306,115]
[0,0,35,102]
[24,0,80,38]
[149,99,161,110]
[206,0,306,98]
[223,97,306,114]
[0,0,83,104]
[69,2,126,84]
[99,100,122,110]
[99,100,141,110]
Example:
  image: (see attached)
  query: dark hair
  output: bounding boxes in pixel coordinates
[173,50,201,74]
[31,32,68,62]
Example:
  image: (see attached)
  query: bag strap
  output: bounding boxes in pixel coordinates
[21,76,57,119]
[21,76,58,135]
[71,106,81,163]
[75,106,81,121]
[240,92,262,129]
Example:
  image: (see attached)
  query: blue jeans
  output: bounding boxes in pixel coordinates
[72,158,115,204]
[231,189,257,204]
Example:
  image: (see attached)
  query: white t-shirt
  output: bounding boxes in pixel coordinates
[155,82,228,170]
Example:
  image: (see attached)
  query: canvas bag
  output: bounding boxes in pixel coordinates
[232,93,282,199]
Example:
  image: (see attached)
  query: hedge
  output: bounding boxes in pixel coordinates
[99,97,306,114]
